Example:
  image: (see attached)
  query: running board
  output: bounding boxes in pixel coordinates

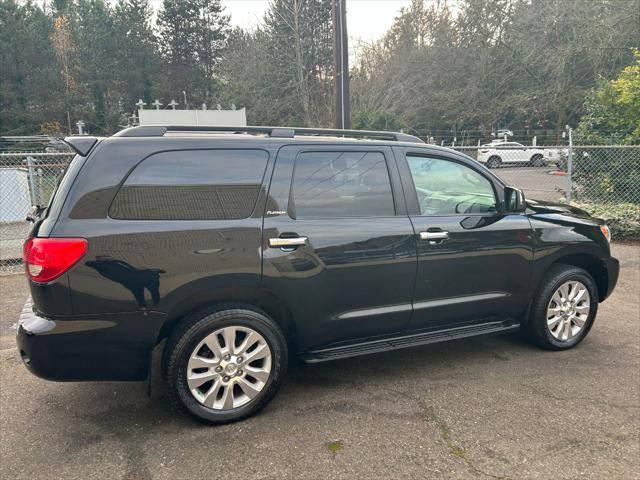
[299,321,520,364]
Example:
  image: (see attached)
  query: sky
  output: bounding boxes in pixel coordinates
[222,0,412,44]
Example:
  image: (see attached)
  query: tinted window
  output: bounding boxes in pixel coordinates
[291,151,395,218]
[110,149,268,220]
[406,155,496,215]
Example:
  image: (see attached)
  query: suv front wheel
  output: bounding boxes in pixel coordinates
[526,265,598,350]
[163,306,287,424]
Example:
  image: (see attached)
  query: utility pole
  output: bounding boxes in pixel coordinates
[332,0,350,129]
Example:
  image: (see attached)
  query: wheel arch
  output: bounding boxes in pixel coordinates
[156,285,296,346]
[549,253,609,301]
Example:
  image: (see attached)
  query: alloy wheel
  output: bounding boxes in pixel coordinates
[186,326,272,410]
[546,280,591,341]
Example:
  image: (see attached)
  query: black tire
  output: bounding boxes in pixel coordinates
[530,153,545,167]
[487,156,502,169]
[163,305,287,424]
[526,265,598,350]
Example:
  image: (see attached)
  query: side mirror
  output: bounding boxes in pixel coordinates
[504,186,526,213]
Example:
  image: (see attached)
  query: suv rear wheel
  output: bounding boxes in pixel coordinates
[163,306,287,424]
[526,265,598,350]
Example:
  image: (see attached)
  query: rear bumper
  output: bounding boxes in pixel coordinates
[16,299,165,381]
[602,256,620,301]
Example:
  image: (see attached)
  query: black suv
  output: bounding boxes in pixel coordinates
[18,126,619,424]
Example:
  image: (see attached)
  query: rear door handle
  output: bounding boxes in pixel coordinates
[420,231,449,241]
[268,237,308,248]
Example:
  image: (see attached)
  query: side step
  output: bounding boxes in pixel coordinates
[299,321,520,364]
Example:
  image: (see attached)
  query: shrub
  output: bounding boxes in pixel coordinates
[572,147,640,205]
[573,202,640,239]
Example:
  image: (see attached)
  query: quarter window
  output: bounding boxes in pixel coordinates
[406,155,497,215]
[291,151,395,218]
[110,149,269,220]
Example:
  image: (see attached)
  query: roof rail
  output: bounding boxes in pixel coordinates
[113,125,424,144]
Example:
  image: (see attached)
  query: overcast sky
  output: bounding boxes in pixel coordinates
[221,0,412,43]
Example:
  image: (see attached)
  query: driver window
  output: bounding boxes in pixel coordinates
[406,155,497,215]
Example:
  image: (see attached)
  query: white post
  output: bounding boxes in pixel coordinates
[566,127,573,203]
[25,156,38,205]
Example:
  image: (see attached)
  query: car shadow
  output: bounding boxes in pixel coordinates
[52,331,536,430]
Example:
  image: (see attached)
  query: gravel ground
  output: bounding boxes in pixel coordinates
[0,243,638,480]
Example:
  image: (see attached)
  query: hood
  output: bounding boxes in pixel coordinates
[526,198,594,219]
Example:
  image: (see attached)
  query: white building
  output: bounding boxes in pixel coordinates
[138,108,247,127]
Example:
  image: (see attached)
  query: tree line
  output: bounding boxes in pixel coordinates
[1,0,639,143]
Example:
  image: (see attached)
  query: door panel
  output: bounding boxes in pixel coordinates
[395,148,534,331]
[262,146,417,351]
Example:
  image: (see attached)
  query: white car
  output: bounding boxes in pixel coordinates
[477,142,546,168]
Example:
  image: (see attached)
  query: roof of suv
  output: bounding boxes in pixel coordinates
[111,125,426,145]
[64,125,499,172]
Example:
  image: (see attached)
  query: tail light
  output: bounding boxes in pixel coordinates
[23,238,88,283]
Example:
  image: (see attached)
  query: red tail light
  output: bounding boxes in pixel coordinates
[23,238,88,283]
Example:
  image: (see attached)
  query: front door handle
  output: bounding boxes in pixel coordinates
[268,237,309,248]
[420,231,449,241]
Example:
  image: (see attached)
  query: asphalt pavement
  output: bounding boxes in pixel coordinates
[493,166,566,203]
[1,243,638,480]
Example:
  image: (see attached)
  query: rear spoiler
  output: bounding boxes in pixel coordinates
[63,136,98,156]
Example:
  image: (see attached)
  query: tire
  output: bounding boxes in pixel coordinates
[163,305,287,424]
[530,154,545,167]
[486,156,502,169]
[526,265,598,350]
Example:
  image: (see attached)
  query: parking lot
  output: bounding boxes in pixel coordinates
[495,166,566,203]
[0,242,638,479]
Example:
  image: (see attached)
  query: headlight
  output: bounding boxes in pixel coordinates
[600,225,611,243]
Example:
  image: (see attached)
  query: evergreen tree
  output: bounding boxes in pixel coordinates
[114,0,160,114]
[74,0,119,133]
[157,0,229,106]
[0,1,61,134]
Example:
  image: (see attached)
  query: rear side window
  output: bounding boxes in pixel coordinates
[291,151,395,218]
[110,149,269,220]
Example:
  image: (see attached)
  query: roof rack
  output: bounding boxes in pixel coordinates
[113,125,424,144]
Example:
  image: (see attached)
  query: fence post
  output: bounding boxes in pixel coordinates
[25,155,40,206]
[566,128,573,203]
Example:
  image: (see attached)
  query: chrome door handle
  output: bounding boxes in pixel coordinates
[420,231,449,240]
[268,237,308,248]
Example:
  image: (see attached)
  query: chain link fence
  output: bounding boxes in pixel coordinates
[453,144,640,238]
[1,152,74,272]
[0,145,638,273]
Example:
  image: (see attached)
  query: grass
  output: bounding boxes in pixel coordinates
[326,440,343,455]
